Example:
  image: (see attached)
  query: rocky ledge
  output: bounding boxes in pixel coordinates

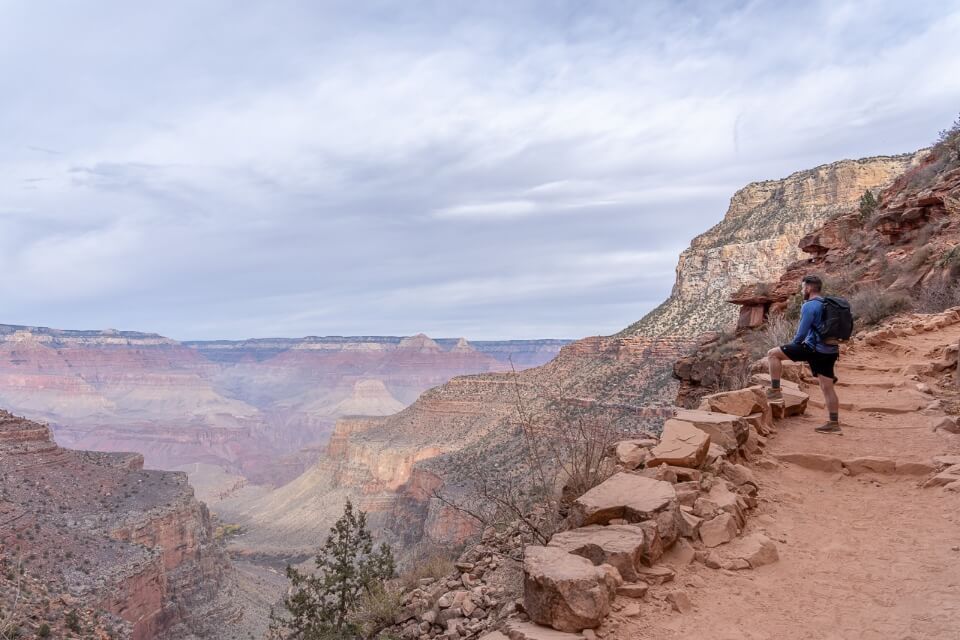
[0,410,238,640]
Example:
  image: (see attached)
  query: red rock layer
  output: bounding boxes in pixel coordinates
[0,409,235,640]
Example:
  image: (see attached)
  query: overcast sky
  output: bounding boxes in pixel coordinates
[2,1,959,341]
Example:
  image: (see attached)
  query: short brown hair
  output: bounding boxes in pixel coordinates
[802,275,823,292]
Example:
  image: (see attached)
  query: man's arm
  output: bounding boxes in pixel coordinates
[792,301,814,345]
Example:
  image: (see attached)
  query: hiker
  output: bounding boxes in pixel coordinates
[766,275,842,435]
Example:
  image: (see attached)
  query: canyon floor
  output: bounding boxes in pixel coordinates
[605,319,960,639]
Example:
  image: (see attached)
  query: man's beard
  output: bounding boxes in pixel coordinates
[802,289,810,301]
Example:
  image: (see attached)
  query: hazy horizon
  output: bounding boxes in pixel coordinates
[3,1,960,340]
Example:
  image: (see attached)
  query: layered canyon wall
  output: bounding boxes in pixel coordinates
[628,152,925,337]
[0,410,242,639]
[0,327,567,489]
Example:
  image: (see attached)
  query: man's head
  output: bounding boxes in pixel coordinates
[801,275,823,300]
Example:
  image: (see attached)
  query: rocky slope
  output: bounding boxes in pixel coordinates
[215,150,930,564]
[439,306,959,640]
[0,409,245,639]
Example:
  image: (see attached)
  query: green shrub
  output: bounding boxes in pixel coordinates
[940,246,960,277]
[38,623,51,637]
[858,189,880,219]
[935,112,960,165]
[65,610,81,633]
[850,287,912,325]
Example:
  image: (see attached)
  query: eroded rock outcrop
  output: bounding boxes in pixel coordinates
[0,410,239,640]
[627,152,924,338]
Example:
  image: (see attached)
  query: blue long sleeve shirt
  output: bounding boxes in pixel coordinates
[793,297,840,354]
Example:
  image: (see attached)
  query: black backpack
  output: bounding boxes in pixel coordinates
[819,296,854,342]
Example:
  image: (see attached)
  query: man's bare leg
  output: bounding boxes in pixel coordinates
[815,375,842,434]
[766,347,788,400]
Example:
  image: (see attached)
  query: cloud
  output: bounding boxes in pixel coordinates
[434,200,539,220]
[1,1,959,339]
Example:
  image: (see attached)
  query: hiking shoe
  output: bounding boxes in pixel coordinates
[815,421,843,435]
[765,387,783,401]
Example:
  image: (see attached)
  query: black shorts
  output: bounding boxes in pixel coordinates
[780,343,838,381]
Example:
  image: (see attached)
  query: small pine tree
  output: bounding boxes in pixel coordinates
[64,610,81,633]
[269,499,395,640]
[858,189,879,220]
[937,112,960,162]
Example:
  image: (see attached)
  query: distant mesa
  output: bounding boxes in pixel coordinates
[450,337,475,353]
[398,333,442,352]
[332,379,406,416]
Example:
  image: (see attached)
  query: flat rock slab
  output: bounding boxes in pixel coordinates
[924,465,960,488]
[635,564,675,584]
[933,455,960,468]
[895,461,937,475]
[698,387,773,430]
[505,622,585,640]
[673,409,749,454]
[569,472,678,528]
[616,581,649,598]
[523,546,619,632]
[548,524,646,581]
[775,452,843,473]
[843,456,896,475]
[647,419,710,469]
[481,633,511,640]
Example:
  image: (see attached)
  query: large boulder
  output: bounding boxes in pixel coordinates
[698,387,773,431]
[523,546,620,632]
[673,409,749,454]
[548,524,647,581]
[568,473,679,544]
[646,419,711,469]
[718,533,779,569]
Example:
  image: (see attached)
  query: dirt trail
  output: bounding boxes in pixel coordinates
[613,318,960,640]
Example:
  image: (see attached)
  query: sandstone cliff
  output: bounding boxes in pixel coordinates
[627,152,925,338]
[675,140,959,406]
[0,409,245,639]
